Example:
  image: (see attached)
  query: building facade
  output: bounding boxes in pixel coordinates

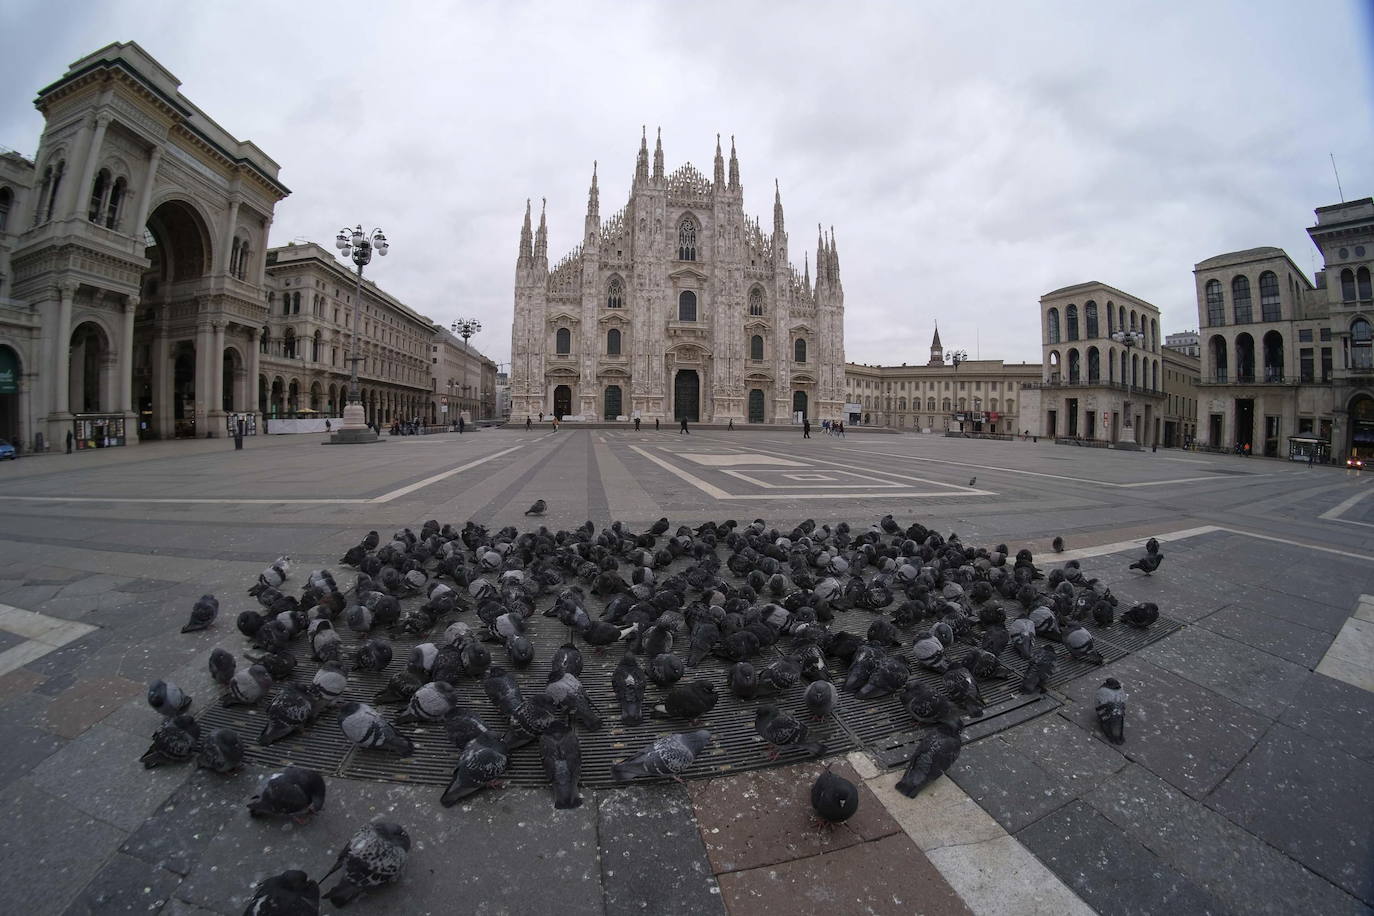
[0,41,288,449]
[430,326,497,423]
[1035,282,1167,446]
[1165,330,1200,357]
[1196,198,1374,459]
[509,131,845,424]
[1161,344,1200,447]
[844,330,1040,433]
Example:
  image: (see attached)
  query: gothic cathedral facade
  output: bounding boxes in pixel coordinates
[509,131,845,424]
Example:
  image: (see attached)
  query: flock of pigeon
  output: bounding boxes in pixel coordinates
[143,516,1165,913]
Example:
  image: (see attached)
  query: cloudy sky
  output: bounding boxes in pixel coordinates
[3,1,1372,368]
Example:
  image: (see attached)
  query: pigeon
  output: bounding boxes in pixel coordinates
[912,632,949,674]
[196,727,244,773]
[903,682,958,725]
[1020,645,1056,694]
[545,672,603,730]
[811,766,859,828]
[224,664,274,706]
[504,694,563,749]
[540,720,583,810]
[483,666,524,717]
[1123,603,1160,628]
[375,667,425,705]
[248,766,327,821]
[524,499,547,516]
[208,647,236,685]
[1095,677,1128,744]
[1052,536,1065,553]
[441,732,509,805]
[248,557,291,596]
[140,714,199,768]
[549,643,584,680]
[244,869,319,916]
[611,729,711,782]
[147,679,192,716]
[339,702,415,755]
[728,661,761,699]
[1007,617,1037,660]
[1145,537,1160,556]
[181,594,219,632]
[857,655,909,699]
[396,682,460,725]
[804,680,838,721]
[653,680,718,721]
[1064,625,1104,664]
[612,654,647,725]
[353,638,394,673]
[1129,551,1163,575]
[895,720,963,797]
[312,662,349,706]
[648,652,685,687]
[941,666,985,718]
[260,685,323,745]
[321,821,411,908]
[444,707,495,750]
[967,476,976,487]
[252,648,297,682]
[754,705,826,760]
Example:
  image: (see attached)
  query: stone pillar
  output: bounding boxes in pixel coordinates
[195,318,214,435]
[50,281,77,425]
[120,296,138,444]
[54,116,96,221]
[246,327,260,421]
[69,335,86,414]
[132,146,163,232]
[220,200,241,275]
[73,114,112,222]
[209,322,226,432]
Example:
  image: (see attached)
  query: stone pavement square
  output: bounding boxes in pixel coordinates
[597,784,725,916]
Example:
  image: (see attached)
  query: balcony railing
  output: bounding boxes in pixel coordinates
[1031,379,1163,396]
[1199,370,1295,386]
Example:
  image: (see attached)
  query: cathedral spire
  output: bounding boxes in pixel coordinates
[803,251,811,292]
[728,135,739,191]
[773,179,785,234]
[534,197,548,266]
[518,198,533,267]
[635,126,648,185]
[652,127,664,182]
[585,161,599,240]
[929,322,944,366]
[714,134,725,188]
[829,225,840,279]
[816,223,828,286]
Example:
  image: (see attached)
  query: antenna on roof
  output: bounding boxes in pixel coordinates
[1330,153,1344,203]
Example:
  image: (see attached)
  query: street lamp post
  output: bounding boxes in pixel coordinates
[451,318,481,423]
[1112,329,1144,445]
[331,225,389,444]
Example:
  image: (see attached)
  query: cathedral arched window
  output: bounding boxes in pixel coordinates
[606,277,624,309]
[678,216,697,261]
[556,327,571,355]
[88,169,109,222]
[678,290,697,322]
[606,328,621,356]
[1341,269,1357,302]
[750,334,763,360]
[749,287,764,316]
[260,327,270,354]
[927,397,935,411]
[794,339,807,363]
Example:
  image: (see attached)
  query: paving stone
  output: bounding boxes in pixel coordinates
[61,852,183,916]
[925,834,1097,916]
[1016,800,1221,916]
[161,899,227,916]
[3,584,62,607]
[1279,672,1374,761]
[1087,763,1370,915]
[1201,603,1335,667]
[1001,713,1129,785]
[28,724,194,832]
[0,665,47,702]
[1206,723,1374,905]
[120,770,248,876]
[0,702,67,790]
[690,759,900,873]
[865,772,1005,851]
[22,626,117,677]
[1057,654,1271,798]
[946,735,1077,833]
[0,779,128,916]
[113,578,181,595]
[1314,653,1374,692]
[716,832,971,916]
[1238,586,1355,635]
[0,628,26,652]
[41,674,144,739]
[597,784,724,916]
[177,779,604,916]
[1138,625,1311,718]
[31,595,100,621]
[56,574,135,599]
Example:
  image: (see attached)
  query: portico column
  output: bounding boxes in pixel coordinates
[54,116,96,221]
[154,333,173,437]
[210,321,226,430]
[195,318,214,435]
[72,114,112,221]
[132,146,163,232]
[246,327,260,420]
[120,296,138,444]
[220,200,241,275]
[51,281,77,418]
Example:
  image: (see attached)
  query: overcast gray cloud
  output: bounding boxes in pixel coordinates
[3,0,1371,368]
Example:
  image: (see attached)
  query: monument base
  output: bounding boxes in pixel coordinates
[325,402,380,444]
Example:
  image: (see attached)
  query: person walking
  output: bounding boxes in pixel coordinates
[525,416,532,430]
[655,418,660,431]
[728,418,734,431]
[66,430,73,453]
[838,420,845,438]
[458,416,465,434]
[679,417,689,435]
[802,417,811,439]
[634,417,641,431]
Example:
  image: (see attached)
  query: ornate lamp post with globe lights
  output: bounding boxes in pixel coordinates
[330,225,389,443]
[1112,328,1144,445]
[451,318,482,423]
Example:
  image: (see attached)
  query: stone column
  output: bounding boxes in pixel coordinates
[220,200,241,275]
[154,332,173,438]
[54,116,96,221]
[209,321,226,432]
[246,327,261,421]
[51,281,77,421]
[132,146,163,232]
[195,317,214,436]
[120,297,138,443]
[73,114,112,222]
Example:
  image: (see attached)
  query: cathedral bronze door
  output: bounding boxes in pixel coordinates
[553,385,571,419]
[674,370,699,422]
[603,385,622,420]
[748,389,765,423]
[792,390,808,420]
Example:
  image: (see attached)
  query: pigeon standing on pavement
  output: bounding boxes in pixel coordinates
[967,476,977,487]
[140,714,199,768]
[1129,551,1163,575]
[395,682,459,725]
[196,727,244,773]
[1020,645,1057,695]
[181,594,219,633]
[1064,625,1105,665]
[652,680,718,721]
[754,706,826,759]
[1123,603,1160,628]
[1095,678,1128,745]
[147,679,192,717]
[611,729,712,782]
[524,499,547,516]
[1052,536,1065,553]
[338,702,415,756]
[320,821,411,908]
[811,767,860,827]
[895,720,963,797]
[540,720,583,810]
[248,766,327,821]
[243,869,319,916]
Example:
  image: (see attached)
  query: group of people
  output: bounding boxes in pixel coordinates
[800,418,845,439]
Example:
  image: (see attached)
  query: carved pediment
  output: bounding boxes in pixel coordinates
[789,322,815,335]
[597,312,629,326]
[744,318,770,332]
[745,370,774,382]
[597,365,631,378]
[667,342,711,362]
[544,366,579,379]
[791,371,817,384]
[547,311,581,325]
[669,265,709,283]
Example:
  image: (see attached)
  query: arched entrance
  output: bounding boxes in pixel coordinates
[748,389,765,423]
[1350,394,1374,462]
[0,345,21,445]
[603,385,622,420]
[792,390,808,419]
[674,370,700,422]
[222,348,243,413]
[553,385,572,420]
[69,321,113,413]
[269,377,284,417]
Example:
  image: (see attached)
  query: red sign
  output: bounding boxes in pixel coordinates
[988,411,999,420]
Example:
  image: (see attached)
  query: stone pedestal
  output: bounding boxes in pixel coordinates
[328,402,379,444]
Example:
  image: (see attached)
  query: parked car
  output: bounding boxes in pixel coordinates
[0,438,15,460]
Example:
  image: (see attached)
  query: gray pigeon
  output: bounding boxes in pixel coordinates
[1064,625,1104,665]
[524,499,547,516]
[1129,551,1163,575]
[545,672,602,730]
[811,766,859,827]
[1007,617,1037,660]
[147,679,192,717]
[441,732,509,805]
[395,682,460,725]
[244,869,319,916]
[941,665,985,718]
[540,720,583,810]
[338,702,415,756]
[1095,678,1127,744]
[141,714,199,768]
[443,707,494,750]
[1020,645,1057,695]
[181,594,219,633]
[374,668,425,706]
[611,729,712,782]
[259,685,323,745]
[224,664,273,706]
[248,766,327,821]
[353,638,394,673]
[804,680,838,721]
[612,654,646,724]
[504,694,562,750]
[320,821,410,908]
[208,647,236,685]
[754,706,826,759]
[912,632,949,674]
[196,727,244,773]
[312,662,349,706]
[895,720,962,797]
